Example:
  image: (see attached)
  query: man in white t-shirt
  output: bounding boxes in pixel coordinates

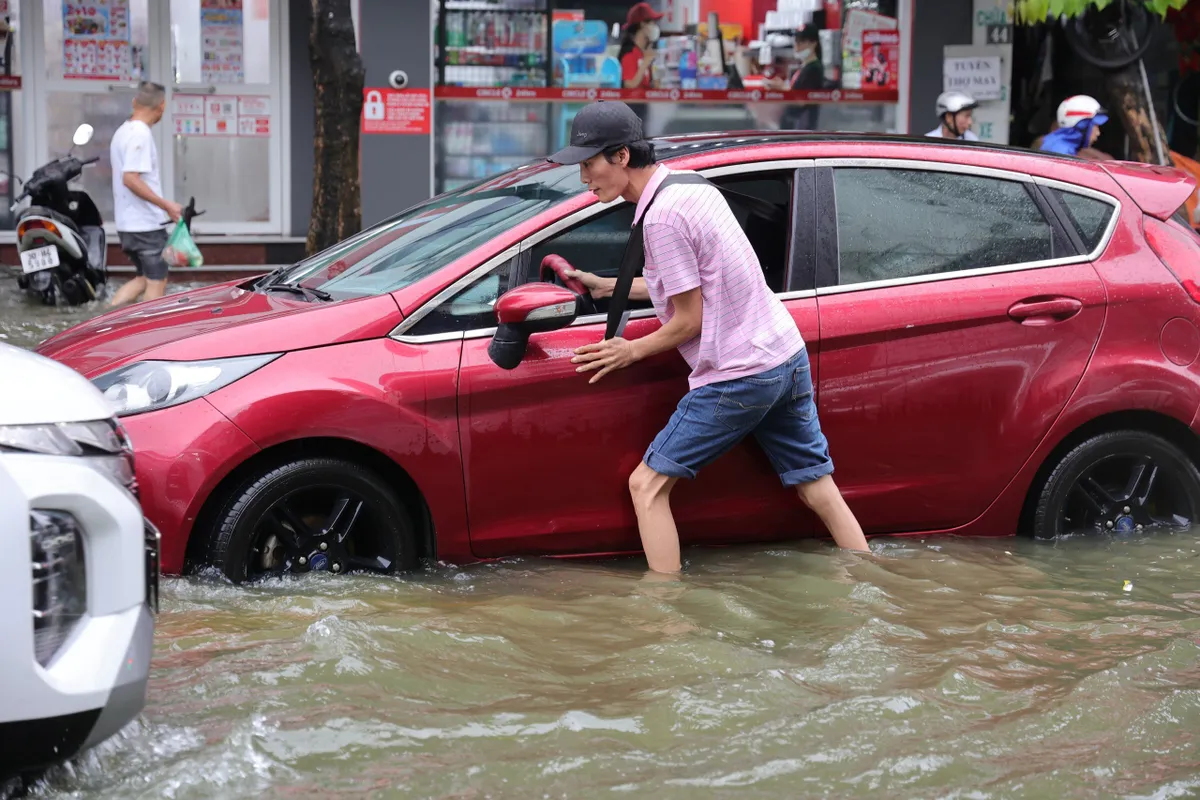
[925,91,980,141]
[108,81,183,308]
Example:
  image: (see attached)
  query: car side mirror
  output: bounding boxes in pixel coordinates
[487,283,581,370]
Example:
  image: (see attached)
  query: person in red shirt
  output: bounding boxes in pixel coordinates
[619,2,663,89]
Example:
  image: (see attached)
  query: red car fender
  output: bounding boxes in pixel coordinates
[203,337,475,565]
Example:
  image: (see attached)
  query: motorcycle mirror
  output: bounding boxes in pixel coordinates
[72,124,94,147]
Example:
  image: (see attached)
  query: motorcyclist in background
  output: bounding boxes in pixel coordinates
[1036,95,1109,159]
[926,91,980,140]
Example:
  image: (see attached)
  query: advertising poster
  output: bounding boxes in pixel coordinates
[840,8,896,90]
[201,0,244,84]
[63,0,133,80]
[860,30,899,93]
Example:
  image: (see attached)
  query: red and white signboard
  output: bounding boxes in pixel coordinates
[361,88,431,135]
[434,85,898,104]
[173,93,270,137]
[171,93,205,136]
[237,94,270,136]
[204,97,237,135]
[0,75,21,91]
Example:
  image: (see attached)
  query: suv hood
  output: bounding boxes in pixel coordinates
[0,342,113,424]
[37,281,404,378]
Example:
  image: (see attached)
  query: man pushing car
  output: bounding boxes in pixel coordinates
[546,101,870,573]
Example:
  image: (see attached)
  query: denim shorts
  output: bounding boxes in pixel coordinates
[118,229,169,281]
[643,348,834,486]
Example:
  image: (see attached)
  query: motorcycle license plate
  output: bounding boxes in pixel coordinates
[20,245,60,274]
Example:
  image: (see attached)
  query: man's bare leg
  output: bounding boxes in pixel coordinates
[108,276,147,308]
[628,462,682,572]
[142,277,167,302]
[796,474,870,551]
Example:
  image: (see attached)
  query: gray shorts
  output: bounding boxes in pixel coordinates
[118,229,169,281]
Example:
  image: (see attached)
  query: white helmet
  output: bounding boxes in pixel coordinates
[936,91,979,117]
[1056,95,1105,128]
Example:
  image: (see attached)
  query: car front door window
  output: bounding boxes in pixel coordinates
[528,169,796,314]
[404,257,515,337]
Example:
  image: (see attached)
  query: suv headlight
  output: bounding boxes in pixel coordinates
[92,354,279,417]
[0,419,136,498]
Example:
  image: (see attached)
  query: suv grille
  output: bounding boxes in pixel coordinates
[30,510,87,668]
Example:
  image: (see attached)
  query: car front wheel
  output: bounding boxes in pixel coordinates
[203,457,417,583]
[1032,430,1200,539]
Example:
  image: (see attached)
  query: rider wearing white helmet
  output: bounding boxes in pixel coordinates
[1038,95,1108,157]
[926,91,980,140]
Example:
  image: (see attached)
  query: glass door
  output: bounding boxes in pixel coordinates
[164,0,281,234]
[31,0,157,227]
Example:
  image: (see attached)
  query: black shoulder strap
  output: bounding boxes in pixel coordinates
[605,173,706,339]
[603,173,785,340]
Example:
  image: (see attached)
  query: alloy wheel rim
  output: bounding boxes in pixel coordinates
[1062,452,1196,535]
[249,485,397,577]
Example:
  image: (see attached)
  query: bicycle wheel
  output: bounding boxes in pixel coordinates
[1063,0,1158,71]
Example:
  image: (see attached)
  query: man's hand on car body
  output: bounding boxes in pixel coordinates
[573,337,640,384]
[571,284,703,384]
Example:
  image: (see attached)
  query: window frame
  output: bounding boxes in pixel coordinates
[391,159,818,344]
[814,158,1122,295]
[1040,182,1121,257]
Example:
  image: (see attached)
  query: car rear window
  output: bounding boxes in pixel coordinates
[1050,189,1115,253]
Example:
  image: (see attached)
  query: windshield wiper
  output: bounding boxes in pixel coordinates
[256,264,294,287]
[261,284,333,302]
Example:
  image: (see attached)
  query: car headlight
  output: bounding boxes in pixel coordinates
[0,419,137,498]
[92,355,280,417]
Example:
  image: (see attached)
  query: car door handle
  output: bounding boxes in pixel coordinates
[1007,297,1083,324]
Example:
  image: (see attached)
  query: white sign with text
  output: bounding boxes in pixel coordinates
[944,56,1002,101]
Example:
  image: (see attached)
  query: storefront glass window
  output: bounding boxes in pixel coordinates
[0,2,21,230]
[170,0,271,86]
[45,89,138,222]
[173,135,269,222]
[44,0,149,82]
[432,0,908,195]
[168,0,275,226]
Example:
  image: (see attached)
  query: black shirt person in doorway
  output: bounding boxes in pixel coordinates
[776,26,825,131]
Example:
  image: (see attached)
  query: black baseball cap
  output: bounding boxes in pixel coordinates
[547,101,646,165]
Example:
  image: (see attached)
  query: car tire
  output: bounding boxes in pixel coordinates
[1032,430,1200,539]
[204,457,417,583]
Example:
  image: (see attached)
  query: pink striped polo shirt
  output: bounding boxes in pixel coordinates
[633,165,805,390]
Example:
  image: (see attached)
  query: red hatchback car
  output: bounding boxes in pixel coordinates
[38,133,1200,582]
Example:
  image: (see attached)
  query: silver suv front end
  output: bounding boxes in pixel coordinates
[0,418,157,775]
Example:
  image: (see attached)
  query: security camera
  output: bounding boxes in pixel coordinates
[388,70,409,90]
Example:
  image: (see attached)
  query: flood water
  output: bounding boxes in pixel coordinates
[5,280,1200,799]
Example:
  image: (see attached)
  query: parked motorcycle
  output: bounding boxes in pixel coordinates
[12,123,108,306]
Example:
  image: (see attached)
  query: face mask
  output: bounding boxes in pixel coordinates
[645,22,660,42]
[797,47,814,61]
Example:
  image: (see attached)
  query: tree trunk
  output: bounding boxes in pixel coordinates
[307,0,365,257]
[1103,63,1170,165]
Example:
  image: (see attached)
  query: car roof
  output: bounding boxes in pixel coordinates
[650,131,1077,163]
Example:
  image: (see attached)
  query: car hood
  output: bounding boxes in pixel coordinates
[37,280,405,378]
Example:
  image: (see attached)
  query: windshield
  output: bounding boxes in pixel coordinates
[264,161,586,298]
